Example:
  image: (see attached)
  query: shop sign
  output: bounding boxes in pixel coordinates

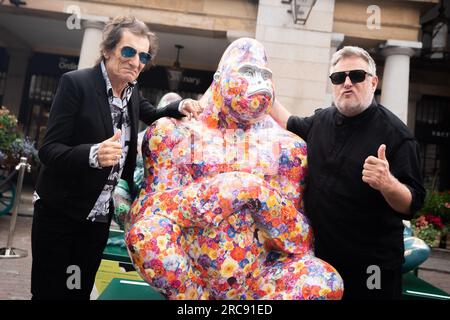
[29,53,79,76]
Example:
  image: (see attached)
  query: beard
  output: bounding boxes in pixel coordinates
[335,93,373,117]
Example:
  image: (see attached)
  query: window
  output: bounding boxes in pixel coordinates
[415,95,450,190]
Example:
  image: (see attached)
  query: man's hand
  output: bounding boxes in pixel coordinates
[98,130,122,167]
[179,98,203,120]
[362,144,395,191]
[362,144,412,214]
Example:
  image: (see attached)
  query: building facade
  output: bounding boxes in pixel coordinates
[0,0,448,189]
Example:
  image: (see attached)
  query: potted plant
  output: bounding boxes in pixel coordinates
[0,106,39,170]
[412,190,450,248]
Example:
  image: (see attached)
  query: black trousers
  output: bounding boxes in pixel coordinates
[31,199,112,300]
[334,263,402,300]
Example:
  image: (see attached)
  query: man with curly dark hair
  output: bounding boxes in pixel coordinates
[31,16,201,300]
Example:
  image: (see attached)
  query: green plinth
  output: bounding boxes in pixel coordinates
[102,229,131,263]
[402,272,450,300]
[97,278,166,300]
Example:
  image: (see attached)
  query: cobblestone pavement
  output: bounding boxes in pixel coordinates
[0,214,32,300]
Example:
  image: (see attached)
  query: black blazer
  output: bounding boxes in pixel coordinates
[36,64,183,221]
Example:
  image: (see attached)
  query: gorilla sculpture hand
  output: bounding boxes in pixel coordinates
[125,38,344,299]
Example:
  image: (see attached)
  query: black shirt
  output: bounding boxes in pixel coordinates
[287,100,425,269]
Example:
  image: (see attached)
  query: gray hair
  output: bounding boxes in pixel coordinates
[96,16,158,69]
[330,46,376,76]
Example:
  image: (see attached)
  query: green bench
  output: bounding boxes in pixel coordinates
[402,272,450,300]
[102,229,131,263]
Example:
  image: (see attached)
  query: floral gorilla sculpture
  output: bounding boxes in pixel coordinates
[125,38,344,299]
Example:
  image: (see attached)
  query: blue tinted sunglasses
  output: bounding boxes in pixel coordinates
[120,46,152,65]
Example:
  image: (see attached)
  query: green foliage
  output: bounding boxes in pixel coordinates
[412,215,442,247]
[0,106,39,168]
[412,190,450,247]
[420,190,450,226]
[0,106,20,152]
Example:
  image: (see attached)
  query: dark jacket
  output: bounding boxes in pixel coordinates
[287,100,425,268]
[36,64,182,221]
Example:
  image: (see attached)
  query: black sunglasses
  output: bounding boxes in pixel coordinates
[329,69,372,85]
[121,46,152,65]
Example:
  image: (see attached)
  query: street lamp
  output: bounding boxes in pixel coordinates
[282,0,317,25]
[166,44,184,92]
[421,0,450,60]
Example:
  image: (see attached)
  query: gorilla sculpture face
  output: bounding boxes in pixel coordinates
[213,38,274,124]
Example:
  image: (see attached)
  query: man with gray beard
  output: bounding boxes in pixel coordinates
[270,46,425,299]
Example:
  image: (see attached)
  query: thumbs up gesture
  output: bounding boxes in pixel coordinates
[362,144,395,191]
[98,129,123,167]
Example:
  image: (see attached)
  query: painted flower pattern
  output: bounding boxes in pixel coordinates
[125,38,343,300]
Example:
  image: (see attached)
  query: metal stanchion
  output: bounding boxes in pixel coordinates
[0,157,31,259]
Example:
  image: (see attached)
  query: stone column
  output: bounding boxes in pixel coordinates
[2,48,31,118]
[78,20,105,70]
[255,0,335,117]
[380,40,422,124]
